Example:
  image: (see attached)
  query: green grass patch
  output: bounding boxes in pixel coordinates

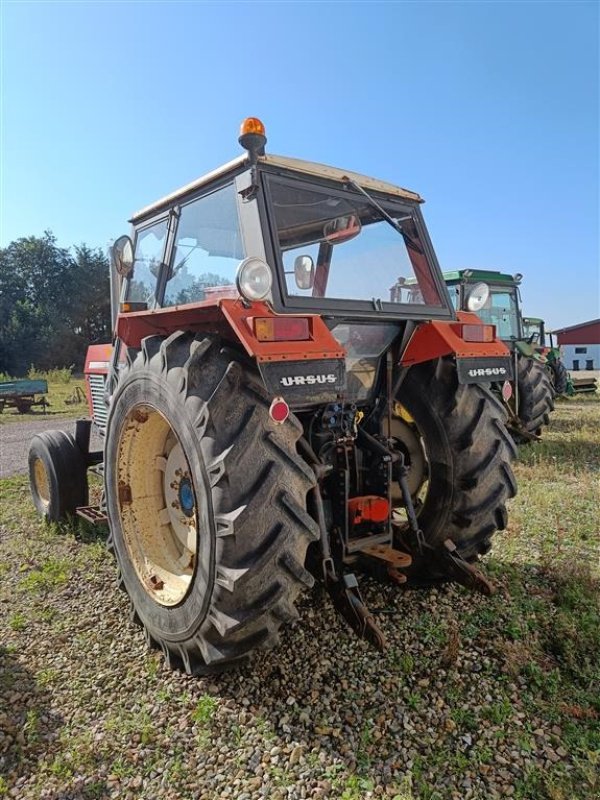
[8,612,28,631]
[191,694,218,726]
[18,557,71,594]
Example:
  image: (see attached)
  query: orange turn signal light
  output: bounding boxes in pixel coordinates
[254,317,310,342]
[240,117,266,137]
[120,301,148,313]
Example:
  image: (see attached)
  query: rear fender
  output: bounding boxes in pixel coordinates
[401,312,509,364]
[400,312,513,383]
[113,298,346,406]
[114,298,344,361]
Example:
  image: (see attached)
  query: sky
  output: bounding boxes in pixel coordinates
[1,0,598,330]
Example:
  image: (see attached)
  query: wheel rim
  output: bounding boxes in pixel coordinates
[32,457,50,510]
[384,403,430,521]
[116,403,198,606]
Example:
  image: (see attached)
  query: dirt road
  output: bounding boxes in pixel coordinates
[0,417,102,478]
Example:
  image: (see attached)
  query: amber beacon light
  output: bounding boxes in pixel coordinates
[239,117,267,163]
[240,117,265,137]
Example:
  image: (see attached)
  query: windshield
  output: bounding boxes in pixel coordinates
[267,177,444,309]
[475,287,521,340]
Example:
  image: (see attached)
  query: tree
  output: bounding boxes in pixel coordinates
[0,232,111,376]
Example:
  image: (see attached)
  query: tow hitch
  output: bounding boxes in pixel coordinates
[308,411,496,653]
[327,571,387,651]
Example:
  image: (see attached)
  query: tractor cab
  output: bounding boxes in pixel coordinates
[522,316,546,347]
[105,122,511,416]
[113,133,455,327]
[444,269,523,344]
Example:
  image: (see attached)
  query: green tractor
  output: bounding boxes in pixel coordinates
[521,317,572,395]
[443,270,555,441]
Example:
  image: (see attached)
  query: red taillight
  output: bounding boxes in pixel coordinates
[269,397,290,424]
[254,317,310,341]
[461,323,496,342]
[502,380,513,401]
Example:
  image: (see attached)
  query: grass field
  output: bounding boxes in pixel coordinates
[0,395,598,799]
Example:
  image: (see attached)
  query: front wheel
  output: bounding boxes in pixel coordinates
[547,359,569,396]
[104,332,319,674]
[29,430,88,522]
[388,358,517,561]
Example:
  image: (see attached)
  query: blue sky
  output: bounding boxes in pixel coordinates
[1,0,598,329]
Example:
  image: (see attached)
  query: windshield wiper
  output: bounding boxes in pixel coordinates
[343,176,404,231]
[342,177,422,252]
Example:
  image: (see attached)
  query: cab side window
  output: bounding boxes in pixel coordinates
[163,183,244,307]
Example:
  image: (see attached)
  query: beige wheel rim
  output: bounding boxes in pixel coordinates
[116,404,198,606]
[33,457,50,510]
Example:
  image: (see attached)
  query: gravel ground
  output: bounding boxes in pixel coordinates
[1,509,597,800]
[1,400,598,800]
[0,528,568,800]
[0,417,102,478]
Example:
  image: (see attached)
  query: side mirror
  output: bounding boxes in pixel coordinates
[294,255,314,290]
[111,235,135,278]
[323,214,361,245]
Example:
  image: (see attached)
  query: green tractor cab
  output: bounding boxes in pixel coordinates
[521,317,572,395]
[443,270,557,441]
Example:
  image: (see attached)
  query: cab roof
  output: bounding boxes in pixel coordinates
[130,153,423,223]
[523,316,544,324]
[443,269,517,285]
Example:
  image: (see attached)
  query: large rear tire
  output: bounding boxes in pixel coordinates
[104,332,319,673]
[390,358,517,560]
[516,354,555,436]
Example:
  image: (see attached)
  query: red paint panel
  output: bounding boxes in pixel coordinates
[220,300,344,362]
[114,298,345,362]
[401,311,509,366]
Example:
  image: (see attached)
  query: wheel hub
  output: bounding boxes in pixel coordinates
[163,442,197,550]
[384,415,428,500]
[178,477,195,517]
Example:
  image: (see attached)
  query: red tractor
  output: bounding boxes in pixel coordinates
[29,119,517,673]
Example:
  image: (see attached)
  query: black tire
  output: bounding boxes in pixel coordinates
[547,359,569,396]
[392,358,517,560]
[28,430,89,522]
[516,354,555,436]
[104,332,319,674]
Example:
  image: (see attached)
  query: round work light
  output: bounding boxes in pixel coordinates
[466,282,490,312]
[236,257,273,301]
